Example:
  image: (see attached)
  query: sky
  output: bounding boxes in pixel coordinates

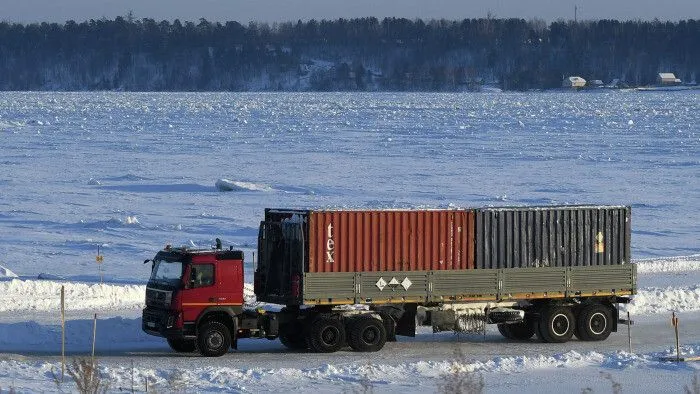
[1,0,699,24]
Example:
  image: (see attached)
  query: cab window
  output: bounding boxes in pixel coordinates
[189,264,215,288]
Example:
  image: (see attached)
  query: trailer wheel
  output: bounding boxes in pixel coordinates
[166,338,197,353]
[279,321,307,350]
[536,306,575,343]
[306,315,346,353]
[197,321,231,357]
[510,322,536,340]
[576,304,613,341]
[497,324,514,339]
[498,322,534,340]
[348,316,387,352]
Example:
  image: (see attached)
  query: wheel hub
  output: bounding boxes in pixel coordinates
[321,327,339,345]
[551,314,570,336]
[589,312,607,335]
[207,332,224,349]
[362,327,378,343]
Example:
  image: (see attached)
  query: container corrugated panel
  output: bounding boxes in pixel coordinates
[307,210,475,273]
[474,206,631,269]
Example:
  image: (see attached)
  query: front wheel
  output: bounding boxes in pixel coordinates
[167,338,197,353]
[197,321,231,357]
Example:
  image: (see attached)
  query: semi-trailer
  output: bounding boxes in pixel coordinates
[142,205,636,356]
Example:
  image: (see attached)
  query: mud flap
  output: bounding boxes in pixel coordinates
[395,303,417,337]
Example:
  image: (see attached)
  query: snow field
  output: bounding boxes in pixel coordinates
[1,346,699,393]
[1,91,699,393]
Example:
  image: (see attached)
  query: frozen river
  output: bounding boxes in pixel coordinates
[1,91,698,282]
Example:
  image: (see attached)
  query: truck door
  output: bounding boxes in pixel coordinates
[217,257,244,307]
[180,262,218,322]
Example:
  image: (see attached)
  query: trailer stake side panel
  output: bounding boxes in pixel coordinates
[302,272,356,304]
[500,267,567,298]
[569,264,637,295]
[430,270,499,302]
[302,265,636,305]
[356,271,430,304]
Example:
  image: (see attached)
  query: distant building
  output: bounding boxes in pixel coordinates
[658,73,682,85]
[563,76,586,88]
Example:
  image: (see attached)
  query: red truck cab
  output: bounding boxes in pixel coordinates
[142,245,245,355]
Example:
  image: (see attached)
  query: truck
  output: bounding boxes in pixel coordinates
[142,205,636,357]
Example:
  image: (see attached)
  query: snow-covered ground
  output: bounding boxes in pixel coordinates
[0,91,699,392]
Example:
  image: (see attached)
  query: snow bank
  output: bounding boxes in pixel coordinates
[635,255,700,274]
[215,178,272,192]
[0,279,145,312]
[0,264,18,278]
[626,285,700,315]
[0,279,257,313]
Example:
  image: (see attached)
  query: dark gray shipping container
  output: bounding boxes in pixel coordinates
[474,206,631,269]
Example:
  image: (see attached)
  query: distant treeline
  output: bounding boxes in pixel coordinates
[1,16,699,91]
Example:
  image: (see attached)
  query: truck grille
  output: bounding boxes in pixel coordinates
[146,288,173,308]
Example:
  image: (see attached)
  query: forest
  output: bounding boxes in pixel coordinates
[0,16,698,91]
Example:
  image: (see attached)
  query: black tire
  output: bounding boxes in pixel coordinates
[279,321,307,350]
[508,321,536,340]
[536,306,575,343]
[348,316,387,352]
[576,304,614,341]
[306,315,346,353]
[166,338,197,353]
[497,323,514,339]
[197,321,231,357]
[498,321,534,340]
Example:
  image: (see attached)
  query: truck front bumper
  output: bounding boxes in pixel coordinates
[142,307,194,339]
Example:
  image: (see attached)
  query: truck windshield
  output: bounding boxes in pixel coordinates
[150,259,184,286]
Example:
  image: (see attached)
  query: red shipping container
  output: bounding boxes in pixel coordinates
[306,210,475,273]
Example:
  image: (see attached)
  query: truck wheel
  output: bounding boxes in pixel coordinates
[497,324,514,339]
[348,316,387,352]
[509,322,536,340]
[166,338,197,353]
[306,315,346,353]
[279,321,307,350]
[576,304,613,341]
[197,321,231,357]
[536,306,575,343]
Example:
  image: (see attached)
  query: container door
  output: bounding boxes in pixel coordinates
[256,221,305,302]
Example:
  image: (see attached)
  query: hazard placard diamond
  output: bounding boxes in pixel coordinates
[401,277,412,290]
[375,277,387,291]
